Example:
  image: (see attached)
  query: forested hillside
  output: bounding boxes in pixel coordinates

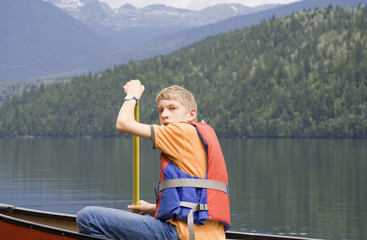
[0,78,71,106]
[0,5,366,138]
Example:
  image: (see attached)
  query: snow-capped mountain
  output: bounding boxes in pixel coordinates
[44,0,278,32]
[44,0,83,14]
[41,0,279,51]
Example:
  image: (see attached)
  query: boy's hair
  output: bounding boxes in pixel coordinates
[156,85,197,116]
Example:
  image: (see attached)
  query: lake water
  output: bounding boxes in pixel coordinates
[0,138,366,240]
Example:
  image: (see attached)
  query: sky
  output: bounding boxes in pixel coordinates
[99,0,301,10]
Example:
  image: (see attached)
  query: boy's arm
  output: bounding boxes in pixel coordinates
[116,80,152,139]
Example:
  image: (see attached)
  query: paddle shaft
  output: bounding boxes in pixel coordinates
[133,102,140,208]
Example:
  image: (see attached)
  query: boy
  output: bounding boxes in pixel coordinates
[77,80,230,240]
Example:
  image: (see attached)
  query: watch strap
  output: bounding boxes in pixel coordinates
[124,95,139,103]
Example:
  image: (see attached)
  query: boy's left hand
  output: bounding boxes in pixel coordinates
[127,200,156,217]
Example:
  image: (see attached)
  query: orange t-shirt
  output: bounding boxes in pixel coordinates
[152,123,225,240]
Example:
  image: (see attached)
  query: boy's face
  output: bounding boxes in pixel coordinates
[157,99,196,126]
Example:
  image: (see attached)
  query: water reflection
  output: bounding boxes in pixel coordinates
[220,138,367,239]
[0,138,366,240]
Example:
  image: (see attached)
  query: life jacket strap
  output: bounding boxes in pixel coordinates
[180,202,208,240]
[157,178,228,239]
[158,178,228,193]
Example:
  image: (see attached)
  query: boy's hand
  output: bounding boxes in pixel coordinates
[127,200,156,217]
[116,79,151,138]
[123,80,145,100]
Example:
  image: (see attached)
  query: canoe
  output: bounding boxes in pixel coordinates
[0,203,322,240]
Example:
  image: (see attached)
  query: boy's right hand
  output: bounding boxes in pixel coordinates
[116,79,151,138]
[123,80,145,100]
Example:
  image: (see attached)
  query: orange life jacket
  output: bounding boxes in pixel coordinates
[154,122,230,239]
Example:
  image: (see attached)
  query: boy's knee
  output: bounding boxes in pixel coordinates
[76,206,96,224]
[76,206,104,235]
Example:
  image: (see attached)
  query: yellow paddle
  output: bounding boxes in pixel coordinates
[133,102,140,212]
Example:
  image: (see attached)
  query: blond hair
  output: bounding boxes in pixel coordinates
[156,85,197,118]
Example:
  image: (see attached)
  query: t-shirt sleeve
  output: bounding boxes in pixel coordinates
[151,123,207,178]
[151,124,186,160]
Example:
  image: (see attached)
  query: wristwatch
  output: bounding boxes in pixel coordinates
[124,95,138,103]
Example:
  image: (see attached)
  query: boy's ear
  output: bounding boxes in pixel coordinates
[188,108,197,122]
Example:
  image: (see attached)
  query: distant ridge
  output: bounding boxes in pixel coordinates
[0,0,115,82]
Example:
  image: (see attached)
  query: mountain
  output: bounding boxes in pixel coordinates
[115,0,367,63]
[71,0,367,75]
[1,6,366,137]
[0,0,116,82]
[2,0,366,82]
[0,0,278,82]
[45,0,277,31]
[45,0,278,49]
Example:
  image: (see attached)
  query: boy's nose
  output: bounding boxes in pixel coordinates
[161,109,169,118]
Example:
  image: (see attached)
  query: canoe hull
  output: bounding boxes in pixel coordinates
[0,204,102,240]
[0,220,77,240]
[0,204,322,240]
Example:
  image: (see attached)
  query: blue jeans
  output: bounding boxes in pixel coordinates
[77,206,180,240]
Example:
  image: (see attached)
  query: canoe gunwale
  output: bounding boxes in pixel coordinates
[225,231,323,240]
[0,204,75,221]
